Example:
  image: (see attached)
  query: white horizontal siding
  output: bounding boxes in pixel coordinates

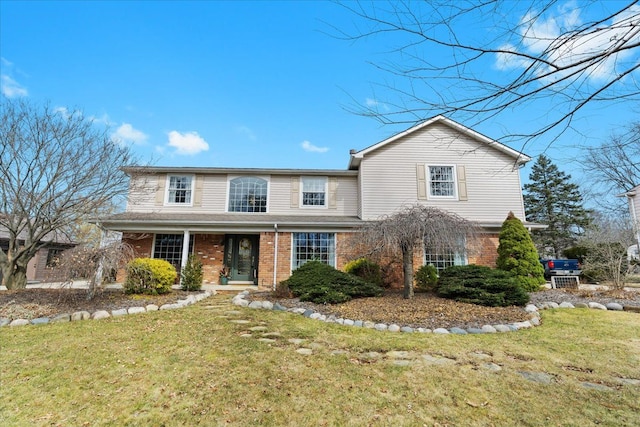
[126,173,359,216]
[269,175,358,216]
[360,122,526,223]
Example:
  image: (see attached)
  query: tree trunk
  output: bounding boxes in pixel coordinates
[2,263,28,290]
[402,245,414,299]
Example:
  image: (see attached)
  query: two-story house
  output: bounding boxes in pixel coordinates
[100,116,535,289]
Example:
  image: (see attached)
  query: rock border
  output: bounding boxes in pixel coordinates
[0,290,215,328]
[231,291,636,334]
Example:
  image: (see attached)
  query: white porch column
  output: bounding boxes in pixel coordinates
[181,230,190,271]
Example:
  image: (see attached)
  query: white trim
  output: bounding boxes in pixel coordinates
[226,175,271,214]
[164,174,195,207]
[427,164,458,200]
[300,176,328,209]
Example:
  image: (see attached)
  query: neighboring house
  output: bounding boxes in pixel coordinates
[0,228,76,284]
[100,115,538,289]
[619,184,640,260]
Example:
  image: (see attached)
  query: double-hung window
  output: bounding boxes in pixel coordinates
[301,177,327,207]
[166,175,193,205]
[153,234,194,271]
[292,232,335,269]
[428,165,457,199]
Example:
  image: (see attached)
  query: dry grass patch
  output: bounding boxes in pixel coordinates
[1,294,639,426]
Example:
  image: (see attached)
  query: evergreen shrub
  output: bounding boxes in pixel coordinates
[343,258,384,287]
[124,258,176,295]
[282,260,383,304]
[180,255,203,291]
[496,212,546,292]
[436,265,529,307]
[415,264,438,292]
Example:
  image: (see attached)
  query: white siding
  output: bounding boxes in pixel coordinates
[126,173,358,216]
[359,122,526,222]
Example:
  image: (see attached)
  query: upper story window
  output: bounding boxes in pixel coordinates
[228,177,268,213]
[166,175,193,205]
[428,165,457,199]
[301,177,327,207]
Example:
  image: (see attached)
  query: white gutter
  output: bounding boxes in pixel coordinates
[273,223,278,290]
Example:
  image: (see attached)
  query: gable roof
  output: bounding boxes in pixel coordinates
[348,115,531,170]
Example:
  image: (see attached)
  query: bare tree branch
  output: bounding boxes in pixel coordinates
[0,97,139,289]
[333,1,640,151]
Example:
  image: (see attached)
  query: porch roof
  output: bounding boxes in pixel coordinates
[96,212,365,233]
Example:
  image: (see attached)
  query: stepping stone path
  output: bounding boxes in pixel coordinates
[221,290,640,393]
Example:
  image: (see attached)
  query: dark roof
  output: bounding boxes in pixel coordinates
[97,212,365,232]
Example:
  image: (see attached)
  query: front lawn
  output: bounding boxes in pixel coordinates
[1,294,638,426]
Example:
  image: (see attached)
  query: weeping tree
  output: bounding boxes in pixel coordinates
[0,97,138,289]
[354,205,477,299]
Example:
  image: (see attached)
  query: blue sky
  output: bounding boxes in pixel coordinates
[1,1,638,185]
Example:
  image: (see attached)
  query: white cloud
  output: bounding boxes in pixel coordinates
[112,123,148,145]
[365,97,390,111]
[495,3,640,82]
[167,130,209,155]
[1,74,28,98]
[301,140,329,153]
[236,125,257,141]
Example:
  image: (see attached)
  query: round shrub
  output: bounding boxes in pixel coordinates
[415,264,438,292]
[180,255,203,291]
[436,264,529,307]
[125,258,177,295]
[343,258,383,287]
[282,260,383,304]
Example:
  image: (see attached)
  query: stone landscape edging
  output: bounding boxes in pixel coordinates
[231,291,634,334]
[0,290,215,328]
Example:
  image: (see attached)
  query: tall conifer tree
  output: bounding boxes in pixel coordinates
[523,155,591,257]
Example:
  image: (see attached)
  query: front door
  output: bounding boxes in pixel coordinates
[224,235,259,284]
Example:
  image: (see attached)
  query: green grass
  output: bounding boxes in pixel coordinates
[1,294,639,426]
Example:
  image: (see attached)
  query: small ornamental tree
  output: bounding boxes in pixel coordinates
[496,212,545,292]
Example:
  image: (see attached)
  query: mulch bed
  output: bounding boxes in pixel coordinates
[0,288,195,320]
[2,287,639,329]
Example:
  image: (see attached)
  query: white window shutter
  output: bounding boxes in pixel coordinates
[457,165,468,201]
[328,177,338,209]
[416,164,427,200]
[155,175,166,206]
[291,177,300,208]
[193,175,204,207]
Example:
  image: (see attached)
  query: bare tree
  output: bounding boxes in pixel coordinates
[351,204,477,299]
[336,1,640,149]
[0,98,138,289]
[583,122,640,212]
[579,212,636,289]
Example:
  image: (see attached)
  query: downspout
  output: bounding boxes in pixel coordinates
[273,224,278,290]
[628,194,640,256]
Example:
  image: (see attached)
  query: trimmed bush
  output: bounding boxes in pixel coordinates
[124,258,177,295]
[415,264,438,292]
[180,255,203,291]
[343,258,384,287]
[496,212,546,292]
[282,260,383,304]
[436,265,529,307]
